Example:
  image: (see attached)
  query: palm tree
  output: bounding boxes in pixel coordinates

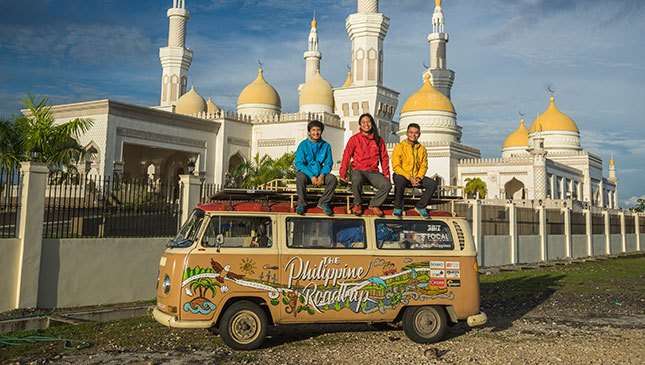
[0,95,93,174]
[227,152,296,188]
[464,177,487,199]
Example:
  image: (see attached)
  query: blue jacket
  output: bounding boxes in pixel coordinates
[294,138,333,178]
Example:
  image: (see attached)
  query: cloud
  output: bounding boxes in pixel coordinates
[623,195,644,209]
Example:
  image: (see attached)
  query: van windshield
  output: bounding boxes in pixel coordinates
[168,209,205,248]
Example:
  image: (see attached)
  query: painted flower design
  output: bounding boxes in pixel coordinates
[240,258,257,275]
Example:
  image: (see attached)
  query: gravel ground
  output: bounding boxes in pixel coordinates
[2,256,644,365]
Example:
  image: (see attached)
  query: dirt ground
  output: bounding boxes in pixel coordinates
[2,255,644,365]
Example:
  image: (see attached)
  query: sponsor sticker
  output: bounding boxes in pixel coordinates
[430,269,445,278]
[446,261,460,269]
[430,261,445,269]
[447,279,461,287]
[430,278,446,287]
[446,269,461,279]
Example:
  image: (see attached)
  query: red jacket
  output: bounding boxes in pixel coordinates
[339,132,390,180]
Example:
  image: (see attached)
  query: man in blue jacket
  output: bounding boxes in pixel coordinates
[294,120,337,216]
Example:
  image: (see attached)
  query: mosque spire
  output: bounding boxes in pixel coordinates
[159,0,193,107]
[425,0,454,98]
[609,155,617,183]
[304,14,321,83]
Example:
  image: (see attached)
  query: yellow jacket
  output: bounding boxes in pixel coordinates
[392,141,428,179]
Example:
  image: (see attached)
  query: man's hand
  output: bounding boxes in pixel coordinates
[339,176,348,184]
[316,175,325,187]
[411,177,420,186]
[311,176,319,186]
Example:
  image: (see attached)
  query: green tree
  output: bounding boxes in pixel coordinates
[464,177,487,199]
[629,197,645,213]
[227,152,295,188]
[0,95,93,173]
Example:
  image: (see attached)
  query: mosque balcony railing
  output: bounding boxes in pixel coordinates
[253,112,344,129]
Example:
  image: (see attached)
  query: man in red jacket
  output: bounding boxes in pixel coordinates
[339,113,391,217]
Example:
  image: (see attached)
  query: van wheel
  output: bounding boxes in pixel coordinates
[402,306,448,344]
[218,301,267,350]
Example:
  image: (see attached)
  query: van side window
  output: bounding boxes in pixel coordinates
[286,218,366,249]
[202,216,272,248]
[375,220,454,250]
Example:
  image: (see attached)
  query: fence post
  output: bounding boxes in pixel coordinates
[179,174,201,225]
[470,200,483,266]
[635,213,641,252]
[584,208,592,257]
[619,211,626,253]
[603,210,610,255]
[538,204,547,262]
[562,207,572,258]
[15,162,48,309]
[507,202,518,265]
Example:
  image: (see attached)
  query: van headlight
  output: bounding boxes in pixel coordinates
[162,275,171,294]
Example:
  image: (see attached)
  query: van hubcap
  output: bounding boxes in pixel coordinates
[414,307,439,337]
[231,310,261,344]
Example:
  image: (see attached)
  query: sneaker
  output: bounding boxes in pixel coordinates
[318,204,334,216]
[351,205,363,216]
[296,204,306,215]
[369,207,385,217]
[393,208,403,217]
[415,207,430,218]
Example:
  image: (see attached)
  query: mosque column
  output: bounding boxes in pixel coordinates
[426,0,455,98]
[346,0,389,86]
[530,136,547,200]
[159,0,193,107]
[304,17,321,83]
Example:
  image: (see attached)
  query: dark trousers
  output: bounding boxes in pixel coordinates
[350,170,392,207]
[296,172,337,206]
[393,174,438,209]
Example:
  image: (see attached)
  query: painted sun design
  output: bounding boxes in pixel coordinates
[240,258,256,275]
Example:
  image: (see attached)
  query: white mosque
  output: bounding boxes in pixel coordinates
[46,0,618,208]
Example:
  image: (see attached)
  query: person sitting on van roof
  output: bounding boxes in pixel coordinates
[339,113,391,217]
[391,123,437,218]
[294,120,338,216]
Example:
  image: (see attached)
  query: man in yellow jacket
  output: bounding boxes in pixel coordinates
[391,123,437,218]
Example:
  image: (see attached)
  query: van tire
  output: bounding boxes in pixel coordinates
[218,301,267,350]
[402,306,448,344]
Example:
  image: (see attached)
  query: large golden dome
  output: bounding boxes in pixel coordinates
[237,68,281,107]
[401,73,455,114]
[299,72,334,108]
[529,96,578,133]
[503,119,529,149]
[175,87,206,115]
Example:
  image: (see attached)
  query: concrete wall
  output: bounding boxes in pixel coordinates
[518,235,540,264]
[592,234,605,256]
[626,234,637,252]
[38,237,169,308]
[547,235,566,260]
[481,235,511,267]
[610,234,622,254]
[571,235,588,258]
[0,239,21,313]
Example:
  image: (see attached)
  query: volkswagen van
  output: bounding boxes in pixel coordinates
[153,191,487,350]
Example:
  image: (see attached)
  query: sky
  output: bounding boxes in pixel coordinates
[0,0,643,206]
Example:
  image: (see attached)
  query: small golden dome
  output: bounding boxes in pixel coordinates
[341,70,352,88]
[238,68,281,107]
[300,72,334,108]
[503,119,529,149]
[175,87,206,115]
[206,97,220,114]
[401,73,455,114]
[529,96,578,133]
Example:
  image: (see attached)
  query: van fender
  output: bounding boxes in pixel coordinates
[215,295,277,327]
[393,305,457,324]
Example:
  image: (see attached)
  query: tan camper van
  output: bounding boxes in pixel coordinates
[153,190,487,350]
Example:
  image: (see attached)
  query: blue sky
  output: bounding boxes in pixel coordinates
[1,0,643,206]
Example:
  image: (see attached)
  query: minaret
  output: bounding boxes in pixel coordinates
[425,0,455,98]
[608,156,617,184]
[159,0,193,107]
[347,0,388,86]
[304,16,321,83]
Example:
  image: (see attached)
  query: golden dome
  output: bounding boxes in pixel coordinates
[503,119,529,149]
[238,68,281,107]
[175,87,206,115]
[401,73,455,114]
[529,96,578,133]
[206,97,220,114]
[300,72,334,108]
[341,70,352,88]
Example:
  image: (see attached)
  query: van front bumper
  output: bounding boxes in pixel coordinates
[152,307,213,329]
[467,311,487,327]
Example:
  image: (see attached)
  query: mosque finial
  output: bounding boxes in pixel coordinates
[435,0,442,8]
[311,10,318,29]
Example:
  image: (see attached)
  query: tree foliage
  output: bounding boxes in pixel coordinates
[464,177,487,199]
[0,95,93,173]
[629,198,645,213]
[226,152,296,188]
